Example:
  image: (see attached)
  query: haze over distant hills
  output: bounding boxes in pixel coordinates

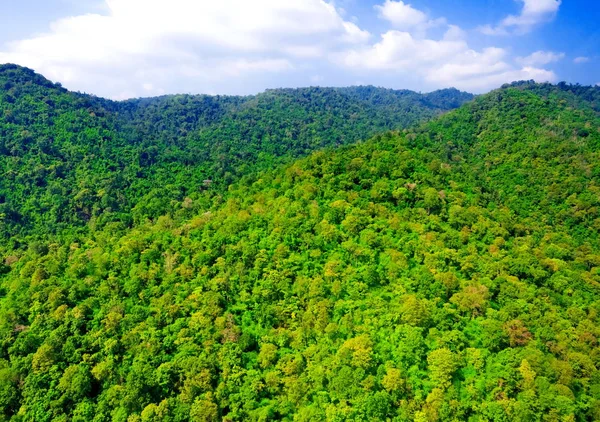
[0,64,600,421]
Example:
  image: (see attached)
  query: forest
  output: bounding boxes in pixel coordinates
[0,64,472,240]
[0,65,599,421]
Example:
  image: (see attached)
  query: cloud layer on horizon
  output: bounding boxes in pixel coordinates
[0,0,565,98]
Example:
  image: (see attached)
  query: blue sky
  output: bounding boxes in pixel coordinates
[0,0,597,99]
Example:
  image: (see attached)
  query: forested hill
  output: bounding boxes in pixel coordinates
[0,78,599,421]
[0,64,472,239]
[504,80,600,114]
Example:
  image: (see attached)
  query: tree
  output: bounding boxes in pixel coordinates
[427,348,457,389]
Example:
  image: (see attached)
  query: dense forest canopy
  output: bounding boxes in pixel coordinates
[0,64,472,241]
[0,65,600,421]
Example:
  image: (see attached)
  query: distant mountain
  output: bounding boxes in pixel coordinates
[0,64,473,239]
[0,76,598,421]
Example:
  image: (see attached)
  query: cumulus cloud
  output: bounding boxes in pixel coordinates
[336,1,559,92]
[0,0,369,98]
[339,30,467,72]
[375,0,445,32]
[573,56,590,64]
[516,50,564,66]
[337,24,557,92]
[478,0,561,35]
[431,65,556,92]
[443,25,467,42]
[0,0,563,97]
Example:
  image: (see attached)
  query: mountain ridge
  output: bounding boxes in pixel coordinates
[0,64,474,239]
[0,63,472,103]
[0,64,600,421]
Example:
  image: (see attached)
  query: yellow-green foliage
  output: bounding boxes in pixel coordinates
[0,75,599,421]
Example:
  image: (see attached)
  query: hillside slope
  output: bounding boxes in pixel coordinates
[0,64,472,240]
[0,85,599,421]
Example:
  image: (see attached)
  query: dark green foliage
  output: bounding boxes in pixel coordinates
[504,79,600,114]
[0,64,472,240]
[0,67,600,421]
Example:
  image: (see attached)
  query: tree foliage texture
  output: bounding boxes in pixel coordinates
[0,65,600,421]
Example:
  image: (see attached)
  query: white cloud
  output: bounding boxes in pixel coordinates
[574,56,590,64]
[0,0,369,98]
[516,50,564,66]
[432,66,556,92]
[443,25,467,42]
[376,0,426,29]
[337,28,557,92]
[375,0,445,33]
[338,30,466,70]
[0,0,564,97]
[478,0,561,35]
